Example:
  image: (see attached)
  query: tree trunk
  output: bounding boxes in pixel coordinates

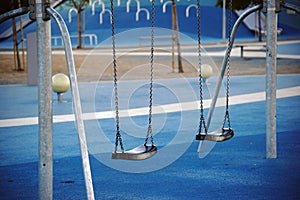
[77,10,82,48]
[171,4,175,72]
[18,0,25,71]
[172,0,183,73]
[258,11,262,42]
[12,17,21,71]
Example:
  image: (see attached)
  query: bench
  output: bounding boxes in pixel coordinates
[235,44,266,58]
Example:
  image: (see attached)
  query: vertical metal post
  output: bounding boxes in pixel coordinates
[265,0,277,159]
[36,0,53,199]
[222,0,226,42]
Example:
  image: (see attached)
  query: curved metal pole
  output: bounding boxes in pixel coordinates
[46,7,95,200]
[282,2,300,14]
[0,7,29,24]
[206,4,263,129]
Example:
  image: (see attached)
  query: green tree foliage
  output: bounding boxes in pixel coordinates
[215,0,263,10]
[0,0,28,15]
[68,0,89,12]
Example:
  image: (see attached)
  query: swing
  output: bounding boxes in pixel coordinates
[195,0,234,142]
[110,0,157,160]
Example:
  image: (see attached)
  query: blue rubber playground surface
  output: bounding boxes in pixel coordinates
[0,1,300,199]
[0,73,300,199]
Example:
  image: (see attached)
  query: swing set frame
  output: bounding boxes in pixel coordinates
[0,0,296,199]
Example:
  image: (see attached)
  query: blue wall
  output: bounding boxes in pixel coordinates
[0,2,299,48]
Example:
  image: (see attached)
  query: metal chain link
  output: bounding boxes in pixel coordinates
[196,0,207,135]
[222,0,232,129]
[145,0,155,146]
[111,0,124,153]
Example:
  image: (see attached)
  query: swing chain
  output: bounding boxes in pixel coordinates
[196,0,208,135]
[223,0,232,129]
[111,0,124,153]
[145,0,155,146]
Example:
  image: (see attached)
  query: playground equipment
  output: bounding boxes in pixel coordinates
[126,0,140,13]
[68,7,77,23]
[0,1,95,199]
[1,0,299,198]
[162,1,172,13]
[125,0,150,21]
[198,64,213,83]
[91,0,112,24]
[194,1,299,157]
[185,4,197,18]
[99,7,112,24]
[92,0,104,15]
[200,64,213,78]
[110,0,157,160]
[52,73,70,103]
[46,7,95,199]
[195,0,234,144]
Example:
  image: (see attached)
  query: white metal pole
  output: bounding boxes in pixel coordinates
[206,5,262,129]
[47,7,95,200]
[36,0,53,199]
[266,0,277,159]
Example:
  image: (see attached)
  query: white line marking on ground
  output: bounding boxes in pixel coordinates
[0,86,299,128]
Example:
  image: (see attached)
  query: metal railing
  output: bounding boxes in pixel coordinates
[52,33,98,47]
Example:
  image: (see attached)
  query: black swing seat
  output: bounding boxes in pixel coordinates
[196,128,234,142]
[112,144,157,160]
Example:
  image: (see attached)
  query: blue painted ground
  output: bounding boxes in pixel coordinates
[0,74,300,199]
